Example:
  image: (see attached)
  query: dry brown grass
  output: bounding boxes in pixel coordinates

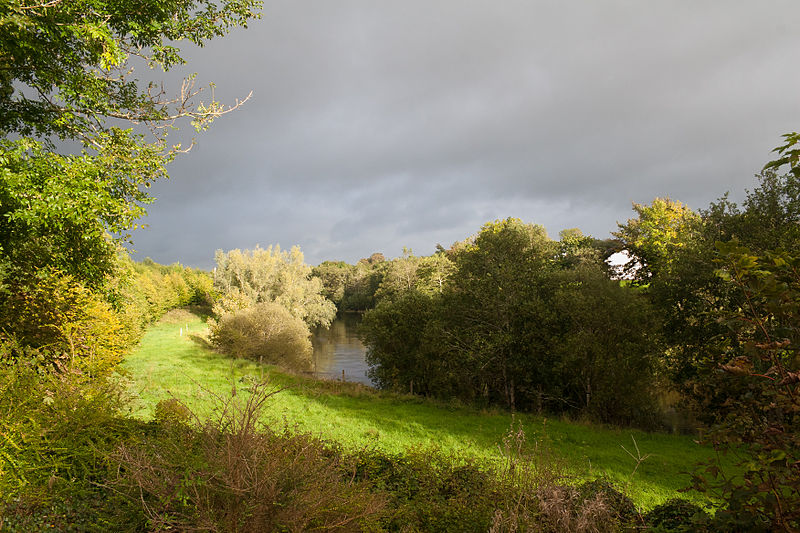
[114,380,386,532]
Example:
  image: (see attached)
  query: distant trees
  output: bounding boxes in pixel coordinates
[312,254,387,312]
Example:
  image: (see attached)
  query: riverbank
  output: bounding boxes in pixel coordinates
[123,309,717,511]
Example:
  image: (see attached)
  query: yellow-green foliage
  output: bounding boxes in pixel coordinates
[213,245,336,328]
[209,302,313,371]
[0,358,133,503]
[0,269,125,375]
[110,255,215,348]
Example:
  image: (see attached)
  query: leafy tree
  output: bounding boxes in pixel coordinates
[0,138,152,289]
[1,0,261,366]
[764,131,800,177]
[339,258,386,311]
[362,290,453,396]
[550,265,661,425]
[373,248,455,302]
[213,245,336,328]
[415,252,456,294]
[1,0,259,141]
[374,248,421,302]
[0,0,260,290]
[447,218,556,410]
[311,261,351,306]
[614,197,701,281]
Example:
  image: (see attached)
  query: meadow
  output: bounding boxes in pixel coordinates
[123,309,717,511]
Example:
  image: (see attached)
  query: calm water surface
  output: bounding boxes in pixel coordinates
[311,313,373,386]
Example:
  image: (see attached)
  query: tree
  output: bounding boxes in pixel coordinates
[311,261,351,306]
[0,0,260,289]
[551,265,661,425]
[447,218,557,410]
[1,0,259,141]
[614,197,701,281]
[213,245,336,328]
[764,131,800,177]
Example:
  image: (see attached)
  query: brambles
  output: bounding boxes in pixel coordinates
[114,381,386,532]
[687,242,800,531]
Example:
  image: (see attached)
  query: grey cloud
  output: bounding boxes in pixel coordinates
[131,1,800,268]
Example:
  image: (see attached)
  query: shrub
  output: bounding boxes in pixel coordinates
[0,358,140,530]
[644,498,707,531]
[0,269,125,375]
[209,302,313,371]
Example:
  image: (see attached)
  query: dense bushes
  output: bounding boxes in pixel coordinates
[113,382,386,532]
[0,358,140,530]
[0,269,126,376]
[362,219,661,427]
[209,302,313,370]
[111,256,215,347]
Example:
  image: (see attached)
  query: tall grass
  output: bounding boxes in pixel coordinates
[123,310,716,510]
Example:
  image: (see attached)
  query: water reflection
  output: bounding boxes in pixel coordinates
[311,313,373,386]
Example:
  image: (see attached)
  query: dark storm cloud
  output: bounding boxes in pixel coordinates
[130,1,800,268]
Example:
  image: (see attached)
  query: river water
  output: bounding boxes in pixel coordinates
[311,313,373,386]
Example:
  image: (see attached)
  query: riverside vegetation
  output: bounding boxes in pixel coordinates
[2,0,800,529]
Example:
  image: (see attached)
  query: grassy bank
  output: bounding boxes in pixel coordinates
[122,309,715,511]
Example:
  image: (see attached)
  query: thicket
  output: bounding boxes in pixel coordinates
[361,220,660,427]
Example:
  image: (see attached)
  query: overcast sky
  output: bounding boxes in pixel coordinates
[129,1,800,269]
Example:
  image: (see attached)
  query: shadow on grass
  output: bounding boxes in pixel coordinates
[188,333,214,350]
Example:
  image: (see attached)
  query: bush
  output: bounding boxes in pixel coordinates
[0,358,140,530]
[644,498,707,531]
[210,302,314,371]
[0,269,125,375]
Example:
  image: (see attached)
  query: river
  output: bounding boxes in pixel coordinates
[311,313,373,386]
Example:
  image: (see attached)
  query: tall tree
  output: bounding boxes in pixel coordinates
[0,0,260,288]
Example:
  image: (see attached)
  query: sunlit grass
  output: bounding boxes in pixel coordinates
[122,309,715,510]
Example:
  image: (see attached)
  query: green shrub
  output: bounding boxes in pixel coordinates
[644,498,708,531]
[0,269,125,376]
[350,447,497,532]
[209,302,313,371]
[0,358,141,530]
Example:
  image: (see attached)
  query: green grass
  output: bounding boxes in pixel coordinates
[122,309,716,511]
